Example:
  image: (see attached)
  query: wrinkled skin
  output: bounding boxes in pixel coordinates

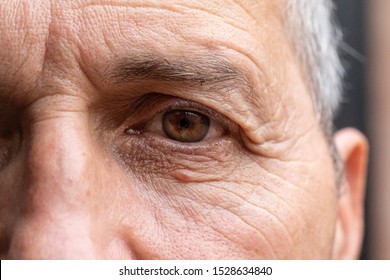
[0,0,367,259]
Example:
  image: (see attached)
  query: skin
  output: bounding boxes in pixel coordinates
[0,0,368,259]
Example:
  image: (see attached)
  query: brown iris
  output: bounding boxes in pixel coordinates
[162,110,210,142]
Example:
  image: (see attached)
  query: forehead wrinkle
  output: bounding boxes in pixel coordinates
[78,0,185,15]
[162,2,254,33]
[232,0,284,22]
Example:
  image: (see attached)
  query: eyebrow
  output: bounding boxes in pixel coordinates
[108,54,253,93]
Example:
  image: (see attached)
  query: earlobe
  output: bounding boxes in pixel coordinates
[332,128,369,259]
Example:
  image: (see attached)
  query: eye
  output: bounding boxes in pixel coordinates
[130,102,228,143]
[162,110,210,142]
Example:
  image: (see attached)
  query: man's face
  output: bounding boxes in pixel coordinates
[0,0,341,259]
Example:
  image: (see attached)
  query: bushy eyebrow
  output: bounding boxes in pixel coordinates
[108,54,253,93]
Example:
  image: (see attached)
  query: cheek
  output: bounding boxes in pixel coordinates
[229,153,339,259]
[110,136,337,259]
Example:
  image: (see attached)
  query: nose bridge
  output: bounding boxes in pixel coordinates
[9,103,100,259]
[26,106,92,210]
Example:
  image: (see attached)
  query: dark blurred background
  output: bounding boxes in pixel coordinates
[335,0,366,132]
[334,0,390,259]
[333,0,368,259]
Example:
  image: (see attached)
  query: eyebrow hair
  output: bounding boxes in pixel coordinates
[109,54,253,92]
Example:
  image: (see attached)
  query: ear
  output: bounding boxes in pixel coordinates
[332,128,369,259]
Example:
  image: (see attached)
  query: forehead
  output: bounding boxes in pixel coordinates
[0,0,283,41]
[0,0,290,100]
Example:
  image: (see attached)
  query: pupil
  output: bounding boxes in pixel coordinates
[180,117,190,129]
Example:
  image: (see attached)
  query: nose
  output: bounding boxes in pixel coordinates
[8,106,107,259]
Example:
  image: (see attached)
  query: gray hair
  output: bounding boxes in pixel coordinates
[285,0,344,136]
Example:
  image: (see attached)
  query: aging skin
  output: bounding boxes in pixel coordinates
[0,0,367,259]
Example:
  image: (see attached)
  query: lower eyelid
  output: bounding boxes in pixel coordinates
[121,130,234,154]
